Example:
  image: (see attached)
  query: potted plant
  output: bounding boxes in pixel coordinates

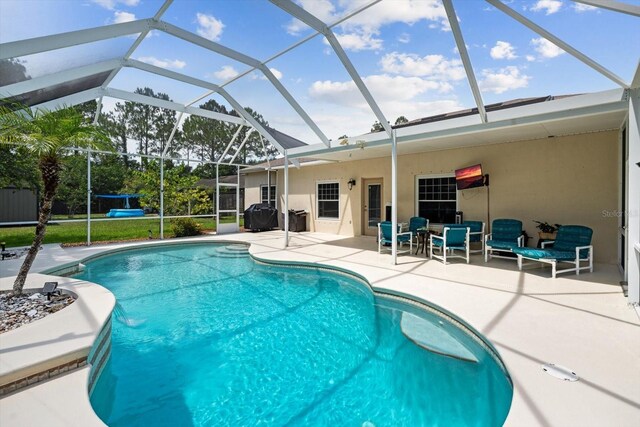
[533,220,561,240]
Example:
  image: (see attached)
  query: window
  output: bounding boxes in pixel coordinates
[416,176,457,224]
[317,182,339,219]
[260,185,276,208]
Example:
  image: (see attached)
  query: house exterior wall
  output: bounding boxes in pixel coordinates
[245,130,619,264]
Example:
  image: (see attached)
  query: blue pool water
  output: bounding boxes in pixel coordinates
[74,243,512,426]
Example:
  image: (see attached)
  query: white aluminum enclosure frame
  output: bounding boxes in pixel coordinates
[0,0,638,302]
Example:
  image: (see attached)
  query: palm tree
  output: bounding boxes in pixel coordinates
[0,103,110,295]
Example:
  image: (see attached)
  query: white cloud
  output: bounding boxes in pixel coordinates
[252,68,284,81]
[343,0,449,33]
[113,10,136,24]
[309,74,451,111]
[137,56,186,70]
[291,98,463,139]
[269,68,283,80]
[530,0,562,15]
[196,13,224,41]
[490,41,518,60]
[479,66,530,94]
[91,0,139,11]
[286,0,449,51]
[397,33,411,44]
[573,3,598,12]
[531,37,565,58]
[323,31,383,51]
[526,54,536,62]
[286,0,335,35]
[380,52,466,81]
[212,65,239,80]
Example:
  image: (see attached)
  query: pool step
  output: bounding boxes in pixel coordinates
[225,244,250,253]
[212,245,249,258]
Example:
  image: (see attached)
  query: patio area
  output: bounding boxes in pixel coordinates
[1,231,639,426]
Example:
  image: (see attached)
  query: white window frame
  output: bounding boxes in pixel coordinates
[260,184,277,208]
[316,180,340,220]
[415,174,458,225]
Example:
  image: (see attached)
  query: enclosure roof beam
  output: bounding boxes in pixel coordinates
[60,145,253,167]
[181,0,382,126]
[443,0,486,124]
[632,61,640,90]
[0,59,121,98]
[30,87,104,112]
[152,20,330,147]
[217,125,245,164]
[99,0,174,91]
[123,59,288,154]
[487,0,628,88]
[286,89,629,159]
[0,19,152,60]
[572,0,640,17]
[270,0,392,137]
[102,87,246,125]
[215,0,382,92]
[227,129,255,165]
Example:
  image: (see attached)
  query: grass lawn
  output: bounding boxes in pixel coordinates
[0,217,243,248]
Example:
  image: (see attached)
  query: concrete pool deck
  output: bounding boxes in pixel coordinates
[1,231,639,426]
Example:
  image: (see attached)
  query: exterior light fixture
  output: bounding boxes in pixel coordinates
[348,179,356,190]
[42,281,60,301]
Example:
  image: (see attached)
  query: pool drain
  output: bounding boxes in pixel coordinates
[542,363,579,381]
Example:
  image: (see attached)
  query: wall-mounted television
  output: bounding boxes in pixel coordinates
[455,164,484,190]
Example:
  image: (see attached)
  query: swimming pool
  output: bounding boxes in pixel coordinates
[75,243,512,426]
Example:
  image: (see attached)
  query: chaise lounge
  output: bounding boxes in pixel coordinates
[512,225,593,278]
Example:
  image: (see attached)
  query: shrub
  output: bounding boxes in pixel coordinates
[171,217,202,237]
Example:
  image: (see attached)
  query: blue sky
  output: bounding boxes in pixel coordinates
[1,0,639,145]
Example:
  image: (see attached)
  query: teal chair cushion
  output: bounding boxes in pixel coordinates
[552,225,593,257]
[486,240,519,250]
[442,225,468,247]
[513,247,576,261]
[431,238,466,250]
[379,222,410,245]
[462,221,483,242]
[409,217,427,234]
[491,219,522,243]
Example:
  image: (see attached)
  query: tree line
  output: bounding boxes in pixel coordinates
[0,87,278,217]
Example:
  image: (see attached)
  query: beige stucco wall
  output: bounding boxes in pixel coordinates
[245,130,620,263]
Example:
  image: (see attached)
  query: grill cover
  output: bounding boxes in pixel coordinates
[244,203,278,231]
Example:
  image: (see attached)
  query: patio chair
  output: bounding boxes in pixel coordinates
[462,220,485,254]
[378,221,413,254]
[408,216,428,246]
[512,225,593,278]
[430,225,470,264]
[485,219,524,262]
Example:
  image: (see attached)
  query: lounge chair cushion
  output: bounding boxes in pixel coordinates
[431,239,465,250]
[486,239,520,251]
[381,234,411,244]
[492,219,522,243]
[552,225,593,257]
[512,247,576,261]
